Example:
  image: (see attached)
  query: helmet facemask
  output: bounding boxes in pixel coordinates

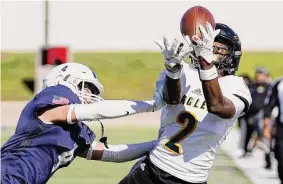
[76,80,104,104]
[186,42,231,72]
[58,74,104,104]
[212,42,231,72]
[212,37,241,76]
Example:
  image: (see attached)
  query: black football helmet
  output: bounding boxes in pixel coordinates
[213,23,242,75]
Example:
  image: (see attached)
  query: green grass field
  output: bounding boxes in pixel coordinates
[1,52,283,101]
[1,125,252,184]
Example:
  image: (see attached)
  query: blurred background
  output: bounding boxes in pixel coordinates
[1,1,283,184]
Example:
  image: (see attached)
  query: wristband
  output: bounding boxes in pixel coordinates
[67,104,76,124]
[166,70,182,79]
[165,63,183,79]
[199,65,218,81]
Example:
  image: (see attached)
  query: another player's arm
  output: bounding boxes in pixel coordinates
[155,37,191,105]
[162,55,183,105]
[38,100,158,124]
[163,75,182,105]
[263,83,279,139]
[78,140,157,163]
[38,68,170,124]
[199,60,236,119]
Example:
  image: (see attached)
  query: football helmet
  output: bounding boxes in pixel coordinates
[43,63,104,104]
[213,23,242,75]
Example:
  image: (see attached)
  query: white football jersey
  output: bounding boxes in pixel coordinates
[150,62,252,183]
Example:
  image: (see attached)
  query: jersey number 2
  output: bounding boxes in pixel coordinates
[163,111,198,154]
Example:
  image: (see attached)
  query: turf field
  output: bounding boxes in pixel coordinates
[1,125,252,184]
[1,52,283,101]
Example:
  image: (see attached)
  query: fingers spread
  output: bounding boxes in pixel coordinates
[170,38,179,54]
[199,25,209,41]
[155,40,164,51]
[205,22,220,38]
[183,35,192,45]
[206,22,214,38]
[192,35,203,46]
[176,42,184,55]
[163,36,169,51]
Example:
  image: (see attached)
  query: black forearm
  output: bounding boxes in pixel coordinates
[163,76,182,105]
[200,60,235,119]
[202,79,235,119]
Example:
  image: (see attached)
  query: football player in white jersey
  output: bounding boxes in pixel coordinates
[119,22,252,184]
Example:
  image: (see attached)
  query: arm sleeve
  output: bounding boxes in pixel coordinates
[74,71,168,121]
[152,69,167,110]
[92,140,158,163]
[74,99,158,121]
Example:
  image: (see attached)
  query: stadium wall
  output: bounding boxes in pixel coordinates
[2,1,283,52]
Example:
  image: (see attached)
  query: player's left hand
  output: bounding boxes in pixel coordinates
[155,37,193,73]
[184,22,220,64]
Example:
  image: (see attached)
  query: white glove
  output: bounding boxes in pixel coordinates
[155,37,193,79]
[184,22,220,64]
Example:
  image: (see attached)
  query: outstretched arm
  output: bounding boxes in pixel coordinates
[79,140,158,163]
[38,37,192,124]
[155,37,193,105]
[163,74,183,105]
[38,99,159,124]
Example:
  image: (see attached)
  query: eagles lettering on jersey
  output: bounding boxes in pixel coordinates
[181,94,207,110]
[1,85,95,184]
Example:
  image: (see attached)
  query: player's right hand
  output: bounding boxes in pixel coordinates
[184,22,220,64]
[155,37,193,74]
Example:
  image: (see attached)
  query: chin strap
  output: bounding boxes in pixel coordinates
[97,119,109,149]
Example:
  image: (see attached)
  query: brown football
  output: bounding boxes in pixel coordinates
[180,6,215,40]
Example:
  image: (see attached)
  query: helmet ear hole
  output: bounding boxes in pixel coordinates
[78,82,83,90]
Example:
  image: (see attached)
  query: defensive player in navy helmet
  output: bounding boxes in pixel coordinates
[1,63,163,184]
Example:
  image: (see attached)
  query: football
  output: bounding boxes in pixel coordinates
[180,6,215,40]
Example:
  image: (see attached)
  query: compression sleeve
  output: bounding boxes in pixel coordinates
[74,100,157,121]
[87,140,158,163]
